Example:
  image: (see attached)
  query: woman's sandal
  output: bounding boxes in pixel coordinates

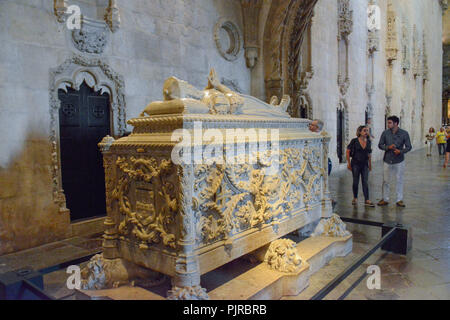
[352,199,357,205]
[365,201,375,207]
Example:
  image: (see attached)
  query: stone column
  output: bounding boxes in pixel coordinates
[168,164,208,300]
[98,136,119,259]
[321,131,332,218]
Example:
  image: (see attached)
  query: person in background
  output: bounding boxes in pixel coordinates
[425,127,436,157]
[346,125,375,207]
[308,119,323,134]
[436,127,447,156]
[377,116,412,208]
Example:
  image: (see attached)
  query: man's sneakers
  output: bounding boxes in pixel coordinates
[377,199,406,207]
[396,201,406,207]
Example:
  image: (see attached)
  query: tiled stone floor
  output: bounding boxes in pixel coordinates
[284,148,450,300]
[0,148,448,300]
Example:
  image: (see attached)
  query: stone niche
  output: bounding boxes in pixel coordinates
[83,69,338,299]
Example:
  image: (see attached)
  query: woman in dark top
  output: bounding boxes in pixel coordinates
[346,125,375,207]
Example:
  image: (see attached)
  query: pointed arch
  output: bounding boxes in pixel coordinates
[49,55,126,211]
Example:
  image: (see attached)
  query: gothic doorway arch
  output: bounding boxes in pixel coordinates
[263,0,318,102]
[49,56,126,214]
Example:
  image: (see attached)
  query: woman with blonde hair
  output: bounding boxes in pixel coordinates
[425,127,436,156]
[346,125,375,207]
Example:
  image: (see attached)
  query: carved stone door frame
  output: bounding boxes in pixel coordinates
[49,55,126,212]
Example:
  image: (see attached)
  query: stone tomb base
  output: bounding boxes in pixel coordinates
[76,235,352,300]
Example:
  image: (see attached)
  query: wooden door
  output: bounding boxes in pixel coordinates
[58,82,110,221]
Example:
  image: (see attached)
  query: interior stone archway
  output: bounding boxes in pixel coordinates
[49,55,126,211]
[263,0,318,102]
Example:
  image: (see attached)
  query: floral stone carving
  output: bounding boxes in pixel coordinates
[264,239,303,273]
[71,18,109,54]
[92,68,334,299]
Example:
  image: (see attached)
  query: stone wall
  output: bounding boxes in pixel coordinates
[0,0,444,255]
[0,0,250,255]
[305,0,443,168]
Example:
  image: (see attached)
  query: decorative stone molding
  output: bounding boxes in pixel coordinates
[49,55,126,210]
[263,0,317,101]
[401,20,410,73]
[386,1,398,63]
[422,32,429,81]
[312,214,350,237]
[412,25,423,78]
[385,103,392,118]
[367,0,379,55]
[338,75,350,96]
[214,18,242,62]
[241,0,262,68]
[338,0,353,42]
[337,1,351,97]
[264,239,303,273]
[54,0,120,34]
[72,17,109,54]
[81,254,166,289]
[105,0,121,33]
[440,0,449,15]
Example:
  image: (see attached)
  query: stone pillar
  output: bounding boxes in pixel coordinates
[321,131,332,218]
[168,164,208,300]
[98,136,119,259]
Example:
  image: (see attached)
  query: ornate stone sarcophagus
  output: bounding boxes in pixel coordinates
[93,69,333,299]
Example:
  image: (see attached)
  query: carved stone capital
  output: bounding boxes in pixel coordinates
[245,46,259,68]
[264,238,303,273]
[338,75,350,96]
[241,0,262,68]
[72,17,109,54]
